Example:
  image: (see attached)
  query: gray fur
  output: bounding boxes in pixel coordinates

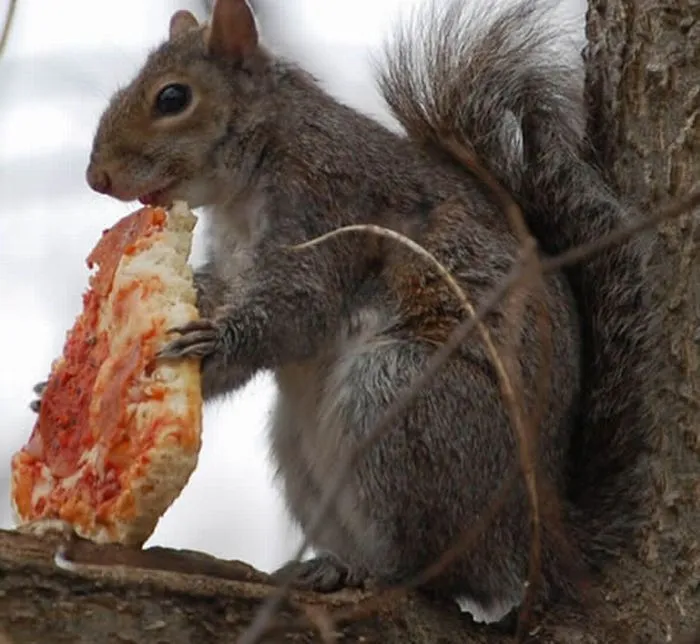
[377,0,657,563]
[85,0,656,615]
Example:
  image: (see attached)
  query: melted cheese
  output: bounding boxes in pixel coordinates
[11,201,203,546]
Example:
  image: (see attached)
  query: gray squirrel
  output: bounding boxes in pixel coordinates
[76,0,657,619]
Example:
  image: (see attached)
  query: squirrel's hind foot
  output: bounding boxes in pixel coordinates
[271,555,369,593]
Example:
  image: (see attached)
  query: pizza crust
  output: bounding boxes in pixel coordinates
[11,201,204,546]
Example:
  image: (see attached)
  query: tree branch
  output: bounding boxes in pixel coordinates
[0,528,507,644]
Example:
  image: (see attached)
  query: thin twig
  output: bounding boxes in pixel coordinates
[442,137,531,243]
[311,466,522,631]
[443,136,555,637]
[236,187,700,644]
[0,0,18,60]
[292,222,546,641]
[500,254,547,641]
[292,224,477,316]
[236,242,539,644]
[543,185,700,273]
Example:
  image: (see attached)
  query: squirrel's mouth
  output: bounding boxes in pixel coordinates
[139,191,167,207]
[138,180,177,207]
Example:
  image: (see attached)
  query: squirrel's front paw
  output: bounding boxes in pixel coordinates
[157,319,224,360]
[29,380,48,413]
[271,555,368,593]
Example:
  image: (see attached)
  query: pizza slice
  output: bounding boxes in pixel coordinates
[11,201,203,546]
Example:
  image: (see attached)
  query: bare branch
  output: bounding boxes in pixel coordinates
[293,222,548,640]
[291,224,475,315]
[238,238,540,644]
[0,0,18,60]
[543,185,700,272]
[237,186,700,644]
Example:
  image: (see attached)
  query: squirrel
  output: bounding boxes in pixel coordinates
[73,0,656,620]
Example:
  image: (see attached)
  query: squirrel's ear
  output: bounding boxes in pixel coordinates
[169,10,199,40]
[207,0,258,61]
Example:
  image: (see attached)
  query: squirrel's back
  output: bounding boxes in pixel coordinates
[377,0,657,563]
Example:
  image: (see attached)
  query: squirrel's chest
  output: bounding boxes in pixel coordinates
[205,196,269,279]
[270,302,403,553]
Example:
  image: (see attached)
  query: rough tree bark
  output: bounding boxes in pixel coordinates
[585,0,700,641]
[1,1,698,643]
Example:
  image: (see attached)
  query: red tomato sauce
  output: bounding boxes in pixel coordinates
[28,206,167,480]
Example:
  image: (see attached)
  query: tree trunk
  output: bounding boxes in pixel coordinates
[585,0,700,640]
[1,1,698,643]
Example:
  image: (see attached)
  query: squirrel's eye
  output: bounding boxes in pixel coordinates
[154,83,192,116]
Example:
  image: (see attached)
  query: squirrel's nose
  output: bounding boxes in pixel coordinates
[86,164,112,195]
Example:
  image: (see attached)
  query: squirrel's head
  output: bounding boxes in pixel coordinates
[86,0,276,208]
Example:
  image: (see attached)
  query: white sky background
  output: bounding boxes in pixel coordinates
[0,0,586,575]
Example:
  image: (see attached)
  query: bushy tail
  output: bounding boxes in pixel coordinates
[377,0,657,563]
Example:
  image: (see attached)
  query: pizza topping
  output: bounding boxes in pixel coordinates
[94,340,141,450]
[35,292,109,478]
[87,206,166,295]
[11,202,202,546]
[31,207,168,479]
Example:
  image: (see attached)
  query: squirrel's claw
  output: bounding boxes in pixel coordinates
[166,320,217,335]
[158,319,219,360]
[271,555,369,593]
[30,380,48,413]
